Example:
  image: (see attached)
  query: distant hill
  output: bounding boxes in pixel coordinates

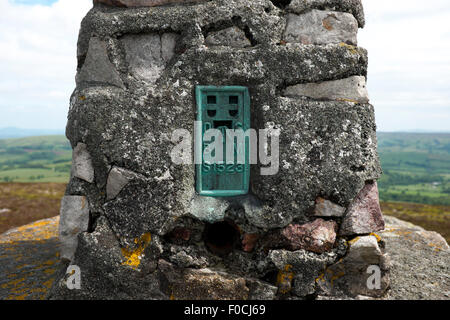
[377,132,450,205]
[0,135,71,183]
[0,127,65,139]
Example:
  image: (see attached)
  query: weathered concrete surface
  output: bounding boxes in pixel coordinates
[94,0,206,7]
[1,216,448,300]
[0,217,59,300]
[284,10,358,45]
[283,76,369,103]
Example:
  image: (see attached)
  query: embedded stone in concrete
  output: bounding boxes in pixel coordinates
[269,249,337,297]
[282,219,337,253]
[242,233,260,252]
[340,182,385,236]
[246,278,278,300]
[76,37,124,88]
[106,166,137,200]
[159,260,249,300]
[316,235,390,297]
[205,26,252,48]
[72,143,94,183]
[94,0,206,7]
[287,0,365,28]
[346,235,382,264]
[314,197,346,217]
[283,10,358,45]
[121,33,177,84]
[283,76,369,103]
[59,196,90,262]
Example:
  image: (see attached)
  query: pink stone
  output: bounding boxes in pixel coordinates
[281,219,337,253]
[242,233,259,252]
[93,0,205,7]
[340,182,385,236]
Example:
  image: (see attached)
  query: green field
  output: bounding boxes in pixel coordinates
[377,132,450,205]
[0,133,449,205]
[0,135,72,183]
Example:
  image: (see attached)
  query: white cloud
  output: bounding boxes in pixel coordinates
[0,0,91,129]
[360,0,450,132]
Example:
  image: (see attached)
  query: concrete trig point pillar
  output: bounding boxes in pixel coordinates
[50,0,390,300]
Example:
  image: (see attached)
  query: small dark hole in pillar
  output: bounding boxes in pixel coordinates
[204,220,240,256]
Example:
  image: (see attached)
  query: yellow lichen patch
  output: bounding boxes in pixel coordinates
[337,98,359,104]
[315,272,325,283]
[276,264,294,294]
[339,42,358,54]
[121,232,152,269]
[370,233,382,242]
[347,236,360,246]
[0,217,59,244]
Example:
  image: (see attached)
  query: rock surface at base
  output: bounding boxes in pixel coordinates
[0,216,448,300]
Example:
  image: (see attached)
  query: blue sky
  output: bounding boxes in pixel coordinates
[0,0,449,132]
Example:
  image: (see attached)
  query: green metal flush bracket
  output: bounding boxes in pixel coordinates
[195,86,251,197]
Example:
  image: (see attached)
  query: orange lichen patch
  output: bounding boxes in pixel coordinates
[339,42,358,54]
[276,264,294,294]
[347,236,360,246]
[0,216,59,244]
[337,98,359,104]
[121,232,152,269]
[322,18,334,31]
[0,216,60,300]
[369,233,382,242]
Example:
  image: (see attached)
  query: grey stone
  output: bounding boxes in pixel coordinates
[167,244,221,269]
[106,166,138,200]
[317,235,390,298]
[314,197,346,217]
[288,0,365,28]
[283,76,369,103]
[72,143,95,183]
[158,262,250,300]
[121,33,177,84]
[59,196,90,262]
[76,37,124,88]
[246,278,278,300]
[205,26,252,48]
[340,182,385,236]
[346,235,382,264]
[283,10,358,45]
